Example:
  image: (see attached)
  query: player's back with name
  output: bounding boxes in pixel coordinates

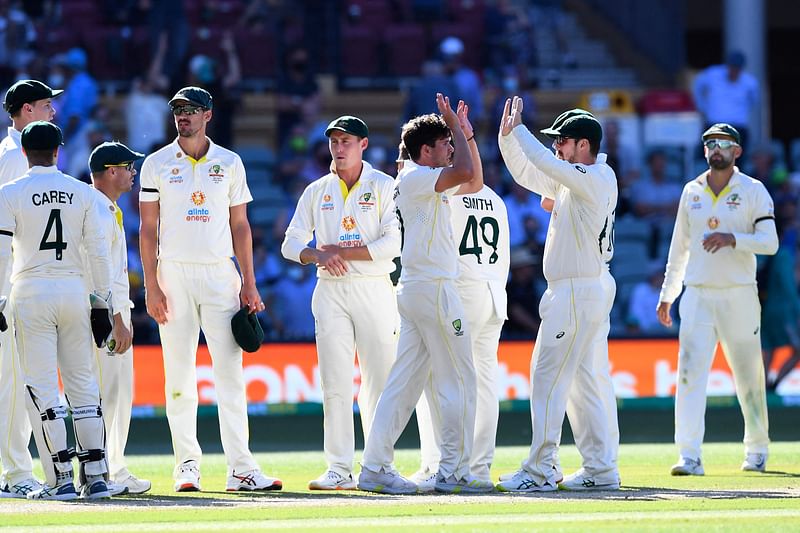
[0,167,105,281]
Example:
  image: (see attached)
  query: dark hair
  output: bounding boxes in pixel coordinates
[587,138,600,157]
[25,148,58,166]
[401,114,451,161]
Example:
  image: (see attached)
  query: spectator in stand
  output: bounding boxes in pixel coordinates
[53,48,98,140]
[504,181,549,247]
[276,46,319,148]
[632,149,682,220]
[626,263,672,334]
[760,210,800,392]
[299,139,332,183]
[145,0,189,89]
[601,119,637,217]
[185,31,241,148]
[504,247,543,338]
[403,60,458,122]
[125,78,169,154]
[440,37,483,125]
[264,263,317,340]
[0,1,36,81]
[65,106,112,180]
[693,50,760,151]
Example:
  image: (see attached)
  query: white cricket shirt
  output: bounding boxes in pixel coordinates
[139,138,253,263]
[0,127,28,187]
[451,185,510,319]
[85,188,132,313]
[659,169,778,303]
[394,160,459,282]
[0,166,111,294]
[281,161,400,278]
[498,126,618,282]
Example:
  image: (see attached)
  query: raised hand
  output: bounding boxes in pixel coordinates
[436,93,459,129]
[456,100,474,139]
[500,96,524,136]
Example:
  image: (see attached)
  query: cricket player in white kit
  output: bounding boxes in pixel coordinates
[86,142,151,494]
[497,99,620,492]
[414,184,510,487]
[0,80,62,498]
[657,123,777,476]
[139,87,281,492]
[0,121,113,500]
[412,116,511,489]
[281,115,400,490]
[358,94,494,494]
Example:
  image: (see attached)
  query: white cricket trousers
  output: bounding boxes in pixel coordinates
[521,274,615,485]
[157,260,258,476]
[676,284,769,460]
[362,280,476,480]
[311,276,397,476]
[416,280,503,481]
[0,278,35,485]
[564,269,619,480]
[92,307,134,480]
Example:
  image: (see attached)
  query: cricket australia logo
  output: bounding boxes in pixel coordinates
[452,319,464,337]
[209,164,225,183]
[358,191,375,212]
[725,193,741,210]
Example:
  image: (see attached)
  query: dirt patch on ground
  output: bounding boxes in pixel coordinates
[2,486,799,514]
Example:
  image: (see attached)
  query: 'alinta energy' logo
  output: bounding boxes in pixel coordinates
[191,191,206,206]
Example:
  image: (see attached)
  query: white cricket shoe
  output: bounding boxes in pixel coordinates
[558,469,620,491]
[81,478,112,500]
[115,473,152,495]
[499,466,562,484]
[357,466,418,495]
[434,473,494,494]
[670,457,704,476]
[0,478,43,499]
[174,460,201,492]
[27,482,78,501]
[410,469,437,493]
[495,469,557,493]
[308,470,356,490]
[227,469,282,491]
[741,453,767,472]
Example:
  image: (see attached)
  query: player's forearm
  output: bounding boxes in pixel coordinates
[336,246,372,261]
[733,218,778,256]
[231,222,257,286]
[498,130,553,197]
[457,138,484,195]
[139,227,159,290]
[365,224,401,262]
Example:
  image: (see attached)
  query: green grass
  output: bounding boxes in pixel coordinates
[1,442,798,532]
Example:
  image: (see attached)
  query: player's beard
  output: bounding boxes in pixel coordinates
[707,151,734,170]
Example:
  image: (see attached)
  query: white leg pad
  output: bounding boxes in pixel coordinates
[72,405,108,479]
[24,386,73,487]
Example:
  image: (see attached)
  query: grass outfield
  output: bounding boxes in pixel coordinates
[1,442,798,532]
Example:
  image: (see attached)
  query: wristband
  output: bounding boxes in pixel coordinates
[466,135,475,142]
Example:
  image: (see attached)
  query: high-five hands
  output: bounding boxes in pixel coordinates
[436,93,460,130]
[456,100,473,139]
[500,96,524,136]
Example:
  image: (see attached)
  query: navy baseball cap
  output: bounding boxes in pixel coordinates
[169,86,213,110]
[231,307,264,353]
[89,141,145,173]
[21,121,64,150]
[4,80,63,114]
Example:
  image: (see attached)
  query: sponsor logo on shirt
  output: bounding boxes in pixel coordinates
[574,165,586,174]
[452,319,464,337]
[440,193,449,205]
[321,193,335,211]
[339,232,362,247]
[191,191,206,206]
[707,216,720,230]
[692,195,700,202]
[186,207,211,223]
[725,193,740,210]
[341,216,356,231]
[169,169,183,184]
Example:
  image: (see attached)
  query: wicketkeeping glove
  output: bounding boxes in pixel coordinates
[0,296,7,332]
[89,292,113,348]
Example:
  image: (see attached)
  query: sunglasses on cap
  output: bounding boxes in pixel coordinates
[105,161,135,171]
[704,139,739,151]
[171,104,204,116]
